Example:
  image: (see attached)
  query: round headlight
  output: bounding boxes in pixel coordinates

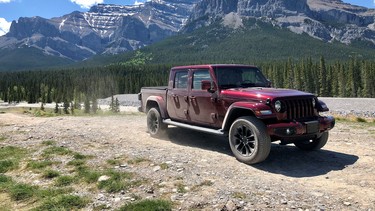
[312,98,316,107]
[275,100,282,112]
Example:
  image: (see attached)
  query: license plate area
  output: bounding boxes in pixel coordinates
[305,121,319,134]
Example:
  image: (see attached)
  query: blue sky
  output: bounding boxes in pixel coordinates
[0,0,374,36]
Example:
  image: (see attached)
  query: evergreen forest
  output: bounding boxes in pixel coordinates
[1,56,374,107]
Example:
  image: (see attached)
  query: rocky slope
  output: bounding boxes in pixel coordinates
[0,0,374,62]
[0,0,199,61]
[185,0,375,44]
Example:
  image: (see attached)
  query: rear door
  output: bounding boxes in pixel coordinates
[167,69,190,121]
[188,68,218,126]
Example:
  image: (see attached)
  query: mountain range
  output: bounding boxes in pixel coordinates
[0,0,374,71]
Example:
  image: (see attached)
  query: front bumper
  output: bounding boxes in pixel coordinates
[266,116,335,138]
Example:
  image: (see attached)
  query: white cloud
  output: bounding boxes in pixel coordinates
[0,18,11,36]
[0,0,13,3]
[134,0,150,6]
[134,0,144,5]
[70,0,104,9]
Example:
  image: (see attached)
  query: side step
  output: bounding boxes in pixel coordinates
[163,119,225,136]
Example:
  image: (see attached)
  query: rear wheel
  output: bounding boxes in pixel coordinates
[147,108,167,137]
[294,132,329,150]
[229,116,271,164]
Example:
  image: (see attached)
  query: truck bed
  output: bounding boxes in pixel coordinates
[139,86,168,113]
[141,86,168,90]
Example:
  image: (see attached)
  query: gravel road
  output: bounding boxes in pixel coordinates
[1,108,375,210]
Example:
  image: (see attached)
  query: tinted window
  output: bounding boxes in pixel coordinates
[214,67,268,89]
[192,69,211,90]
[174,70,188,89]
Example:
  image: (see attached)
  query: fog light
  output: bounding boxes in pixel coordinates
[285,128,295,135]
[260,110,272,115]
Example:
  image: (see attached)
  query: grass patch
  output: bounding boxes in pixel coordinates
[160,163,169,170]
[9,183,37,201]
[232,191,247,199]
[41,140,56,146]
[67,159,86,167]
[67,153,92,167]
[127,157,151,165]
[0,146,28,173]
[73,153,89,160]
[77,166,101,183]
[42,169,60,179]
[118,199,172,211]
[0,174,13,191]
[0,160,16,173]
[356,117,367,123]
[34,194,89,210]
[0,136,6,142]
[32,109,57,117]
[97,170,134,193]
[107,159,122,166]
[77,166,143,192]
[42,146,73,158]
[175,182,187,194]
[55,175,75,187]
[27,160,54,170]
[37,187,74,199]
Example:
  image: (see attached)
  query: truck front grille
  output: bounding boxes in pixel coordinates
[283,98,315,120]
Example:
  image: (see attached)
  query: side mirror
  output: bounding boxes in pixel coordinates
[201,80,215,93]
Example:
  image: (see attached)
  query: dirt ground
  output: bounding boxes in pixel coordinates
[0,111,374,210]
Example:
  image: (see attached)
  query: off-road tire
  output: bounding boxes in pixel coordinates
[147,108,167,137]
[229,116,271,164]
[294,131,329,150]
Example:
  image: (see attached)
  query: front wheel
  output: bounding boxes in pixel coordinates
[229,116,271,164]
[294,132,329,150]
[147,108,167,137]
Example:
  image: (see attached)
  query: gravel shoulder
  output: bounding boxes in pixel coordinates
[1,96,375,210]
[1,106,375,210]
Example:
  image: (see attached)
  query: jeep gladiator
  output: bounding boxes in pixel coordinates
[138,64,335,164]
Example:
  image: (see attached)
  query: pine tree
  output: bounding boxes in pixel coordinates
[84,96,90,114]
[54,103,59,114]
[319,56,328,96]
[63,100,70,114]
[92,97,98,114]
[115,97,120,113]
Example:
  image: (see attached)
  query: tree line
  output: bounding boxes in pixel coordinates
[0,57,374,107]
[0,64,170,106]
[260,57,375,98]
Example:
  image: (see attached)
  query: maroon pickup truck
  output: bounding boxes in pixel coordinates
[138,64,335,164]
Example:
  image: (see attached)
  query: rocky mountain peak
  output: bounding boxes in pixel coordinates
[0,0,374,62]
[185,0,375,44]
[0,0,199,61]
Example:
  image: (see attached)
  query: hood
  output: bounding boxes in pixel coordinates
[221,87,315,101]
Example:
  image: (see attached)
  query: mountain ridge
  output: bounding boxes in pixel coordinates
[0,0,374,71]
[184,0,375,44]
[0,0,199,61]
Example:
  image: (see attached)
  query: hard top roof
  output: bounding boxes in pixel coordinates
[171,64,258,70]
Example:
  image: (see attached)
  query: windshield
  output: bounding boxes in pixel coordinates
[214,66,269,89]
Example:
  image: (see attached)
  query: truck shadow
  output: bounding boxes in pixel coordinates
[163,127,359,178]
[164,127,231,156]
[254,145,359,178]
